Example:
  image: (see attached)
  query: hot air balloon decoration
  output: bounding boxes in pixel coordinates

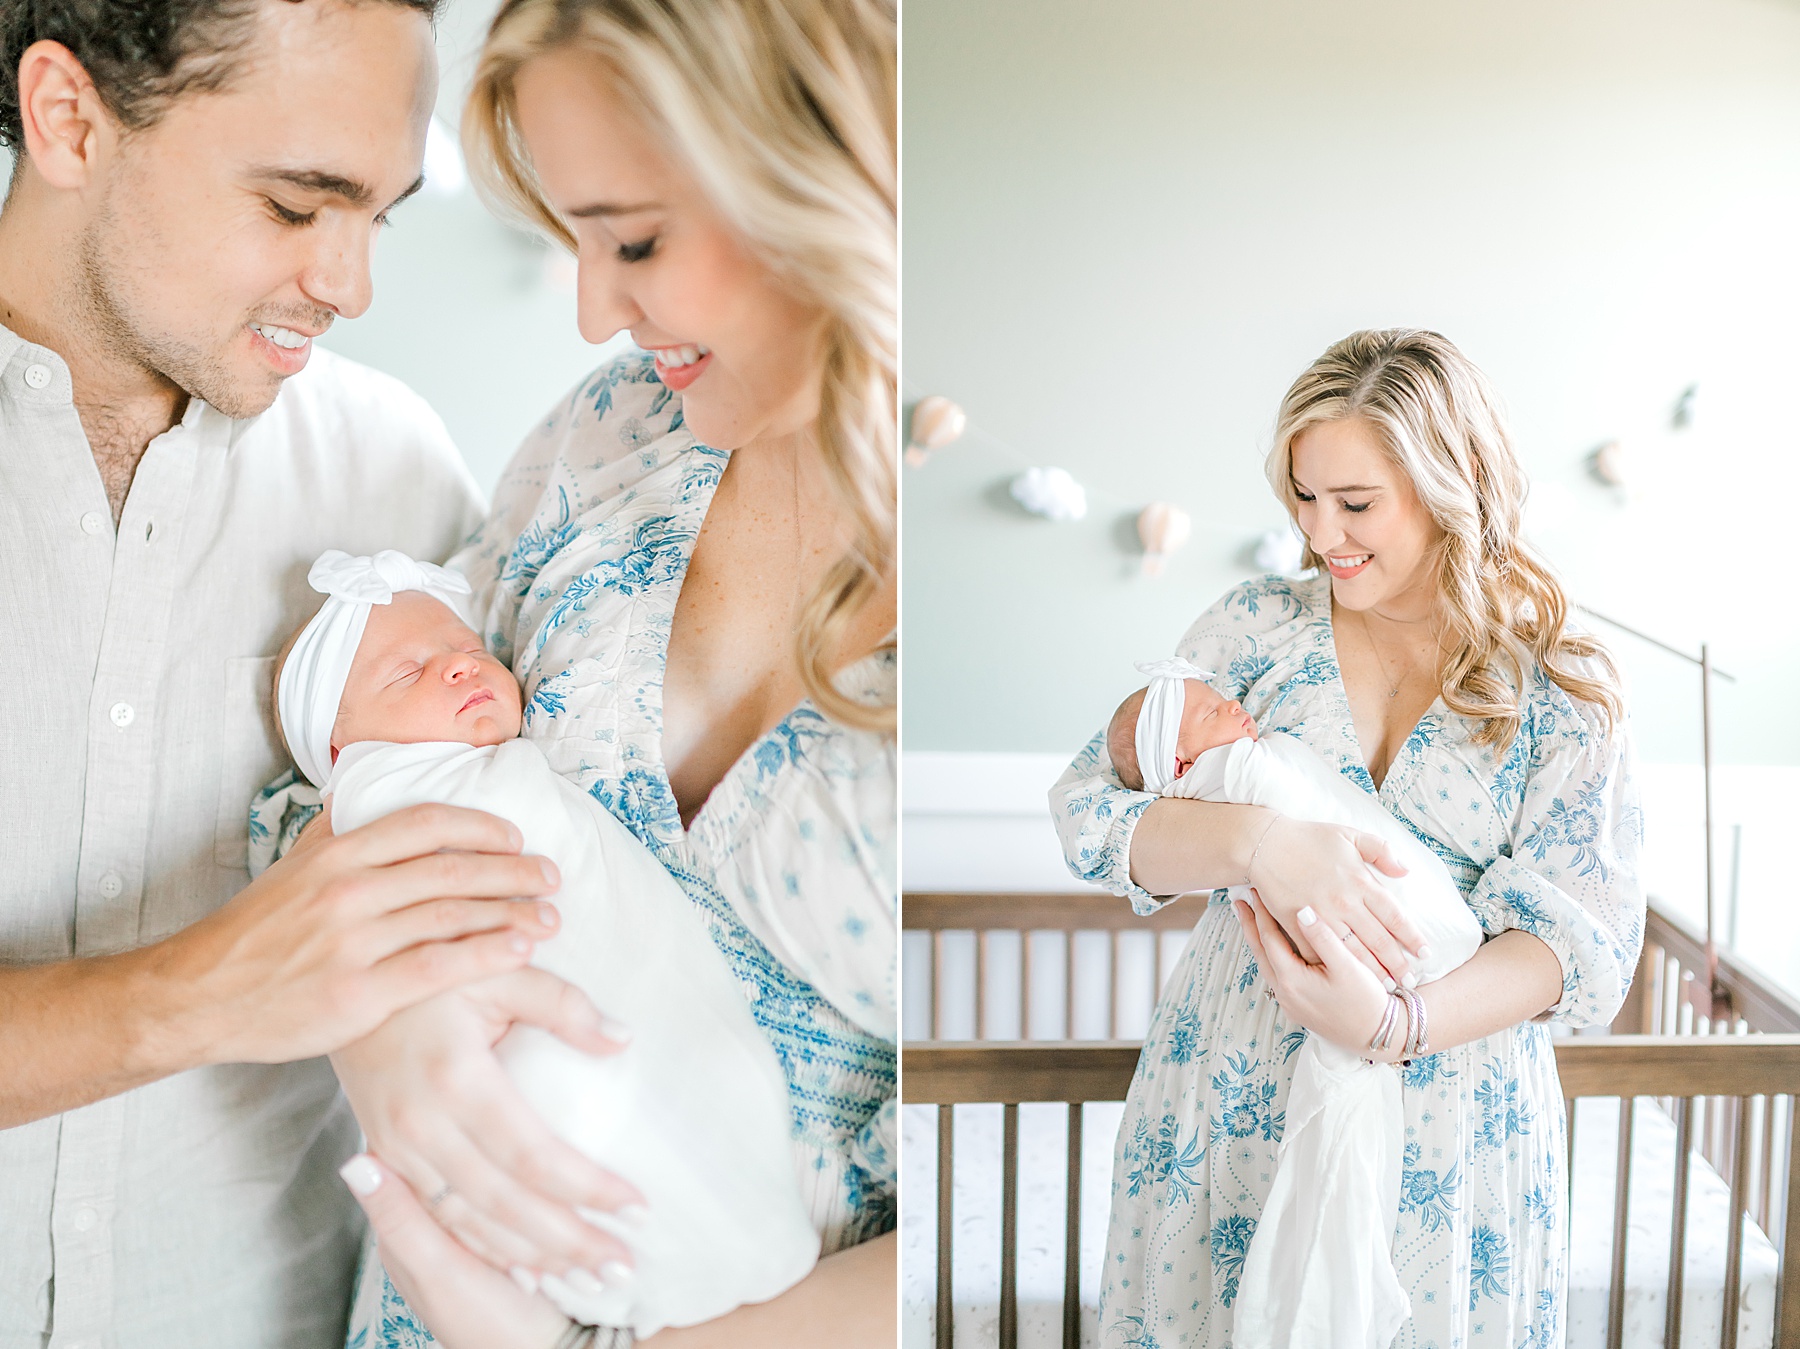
[905,395,967,467]
[1137,502,1191,576]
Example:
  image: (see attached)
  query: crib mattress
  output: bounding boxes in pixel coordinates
[900,1096,1777,1349]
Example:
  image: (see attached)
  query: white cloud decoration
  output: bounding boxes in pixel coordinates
[1010,467,1088,521]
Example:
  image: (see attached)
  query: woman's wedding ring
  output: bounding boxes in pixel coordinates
[427,1183,453,1210]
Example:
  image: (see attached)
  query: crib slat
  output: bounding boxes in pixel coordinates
[1064,1103,1082,1349]
[1723,1094,1752,1349]
[1607,1097,1633,1349]
[976,930,988,1040]
[1064,930,1076,1040]
[937,1106,954,1349]
[1758,1094,1775,1232]
[1155,931,1168,996]
[1108,932,1120,1040]
[1022,933,1033,1042]
[1001,1103,1019,1349]
[932,931,945,1041]
[1779,1095,1800,1345]
[1666,1096,1695,1349]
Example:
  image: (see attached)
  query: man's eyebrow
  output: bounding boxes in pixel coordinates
[252,167,375,206]
[565,199,663,219]
[250,168,426,212]
[387,175,426,211]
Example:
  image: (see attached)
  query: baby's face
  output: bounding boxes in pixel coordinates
[332,591,523,755]
[1173,679,1257,778]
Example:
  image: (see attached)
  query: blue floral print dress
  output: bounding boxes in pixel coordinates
[1049,572,1644,1349]
[344,351,897,1348]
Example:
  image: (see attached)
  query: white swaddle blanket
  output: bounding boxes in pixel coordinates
[326,737,820,1335]
[1163,732,1484,1348]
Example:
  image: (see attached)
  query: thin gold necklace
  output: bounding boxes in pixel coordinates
[1357,608,1405,700]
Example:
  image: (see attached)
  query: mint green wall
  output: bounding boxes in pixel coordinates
[901,0,1800,764]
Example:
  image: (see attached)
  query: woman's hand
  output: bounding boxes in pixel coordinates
[331,968,644,1282]
[1245,816,1426,987]
[339,1151,574,1349]
[1233,894,1392,1057]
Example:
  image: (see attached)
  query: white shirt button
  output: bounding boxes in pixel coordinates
[72,1205,97,1231]
[109,701,135,728]
[79,511,104,535]
[22,362,50,390]
[98,872,123,899]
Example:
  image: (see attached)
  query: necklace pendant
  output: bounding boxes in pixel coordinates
[1387,688,1399,699]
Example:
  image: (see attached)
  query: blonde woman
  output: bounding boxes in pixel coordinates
[1051,330,1644,1346]
[320,1,897,1345]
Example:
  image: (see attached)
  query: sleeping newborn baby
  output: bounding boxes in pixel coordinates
[1106,657,1485,1349]
[273,550,819,1336]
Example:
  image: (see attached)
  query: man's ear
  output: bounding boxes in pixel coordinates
[15,40,115,192]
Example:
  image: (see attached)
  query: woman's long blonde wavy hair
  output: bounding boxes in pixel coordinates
[465,0,896,733]
[1267,329,1622,752]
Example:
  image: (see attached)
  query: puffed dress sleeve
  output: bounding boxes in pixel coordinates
[1465,680,1647,1027]
[1047,574,1311,914]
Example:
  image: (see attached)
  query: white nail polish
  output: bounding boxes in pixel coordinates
[338,1154,382,1197]
[1296,906,1317,926]
[599,1260,635,1288]
[1382,976,1396,993]
[509,1266,540,1295]
[1403,972,1419,990]
[563,1268,607,1299]
[599,1016,633,1043]
[617,1203,650,1229]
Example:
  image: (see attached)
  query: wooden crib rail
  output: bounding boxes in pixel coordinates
[906,1036,1800,1349]
[906,889,1206,1040]
[1619,902,1800,1036]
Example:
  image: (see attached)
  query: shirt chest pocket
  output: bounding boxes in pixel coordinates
[213,655,284,870]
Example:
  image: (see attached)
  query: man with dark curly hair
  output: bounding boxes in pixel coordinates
[0,3,614,1346]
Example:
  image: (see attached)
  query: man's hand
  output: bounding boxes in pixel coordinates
[137,802,563,1070]
[332,968,642,1280]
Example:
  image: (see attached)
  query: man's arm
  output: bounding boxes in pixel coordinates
[0,803,560,1128]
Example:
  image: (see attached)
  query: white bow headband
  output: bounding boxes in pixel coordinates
[277,549,472,788]
[1133,657,1217,793]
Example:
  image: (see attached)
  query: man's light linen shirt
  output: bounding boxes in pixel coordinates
[0,326,484,1349]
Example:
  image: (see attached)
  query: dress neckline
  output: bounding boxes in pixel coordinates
[1315,580,1442,798]
[631,450,889,848]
